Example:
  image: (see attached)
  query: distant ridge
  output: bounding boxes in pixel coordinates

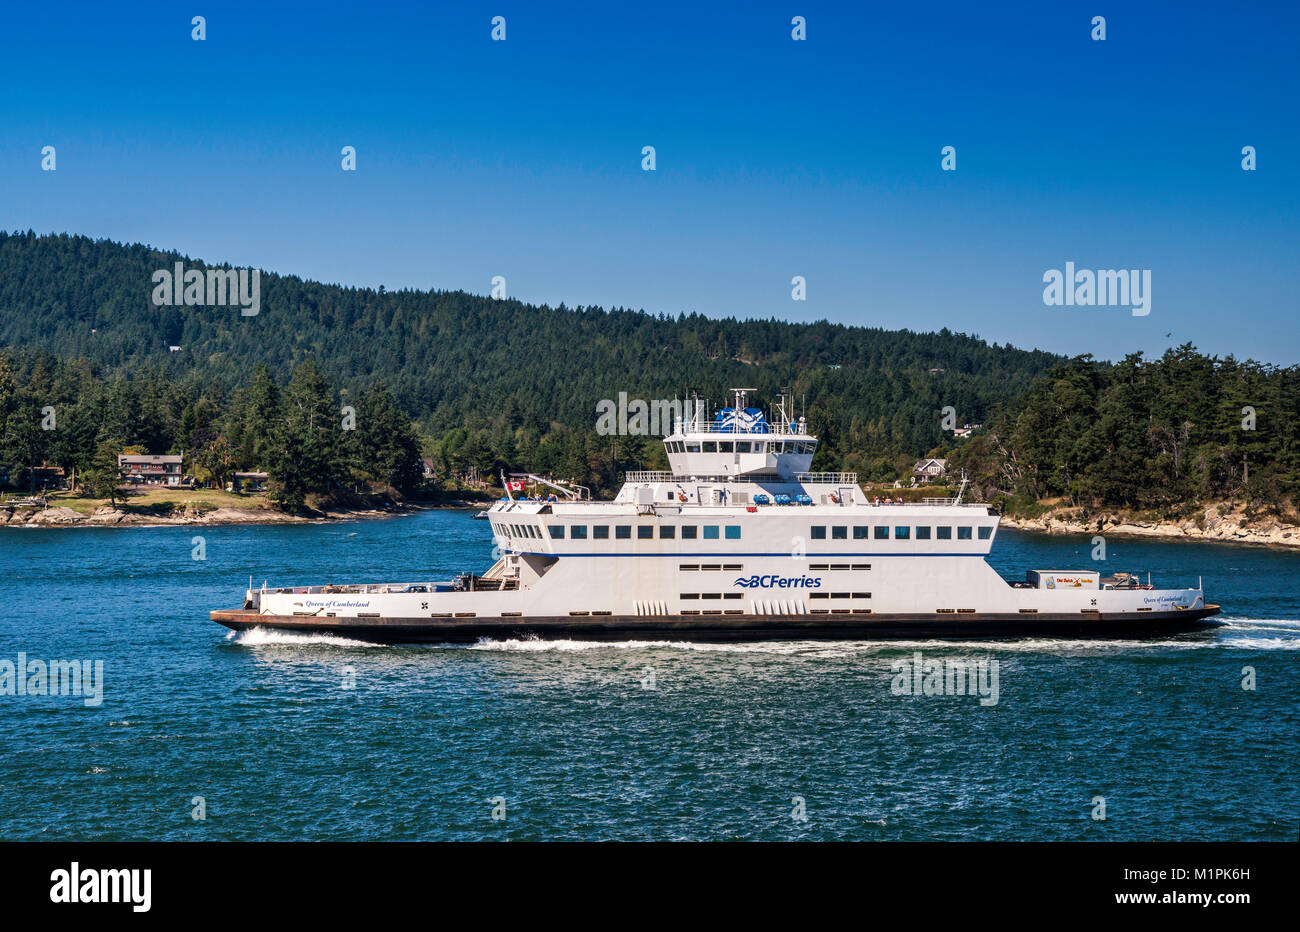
[0,230,1063,459]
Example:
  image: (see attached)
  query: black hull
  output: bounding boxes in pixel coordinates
[211,606,1222,644]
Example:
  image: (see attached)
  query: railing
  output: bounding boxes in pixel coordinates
[623,471,676,482]
[671,422,812,437]
[794,472,859,484]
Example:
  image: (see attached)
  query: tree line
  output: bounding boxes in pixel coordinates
[0,351,423,511]
[946,346,1300,519]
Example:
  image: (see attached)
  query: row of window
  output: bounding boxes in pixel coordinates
[808,563,870,571]
[810,525,993,541]
[666,440,816,455]
[544,524,742,541]
[678,591,870,601]
[679,564,744,571]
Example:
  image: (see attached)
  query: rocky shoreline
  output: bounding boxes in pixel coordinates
[0,501,449,528]
[1001,505,1300,549]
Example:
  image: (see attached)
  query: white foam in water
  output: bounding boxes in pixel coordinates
[228,627,380,649]
[463,622,1300,656]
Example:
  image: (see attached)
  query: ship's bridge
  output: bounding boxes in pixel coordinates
[664,390,815,479]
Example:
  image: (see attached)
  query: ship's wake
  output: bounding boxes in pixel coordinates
[226,627,382,649]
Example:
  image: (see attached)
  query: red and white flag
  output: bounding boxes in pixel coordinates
[507,480,524,492]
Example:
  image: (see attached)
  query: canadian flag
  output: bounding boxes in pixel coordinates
[507,480,524,492]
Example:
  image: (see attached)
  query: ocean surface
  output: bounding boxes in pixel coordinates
[1,510,1296,841]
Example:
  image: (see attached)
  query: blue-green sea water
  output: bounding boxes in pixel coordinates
[2,511,1296,841]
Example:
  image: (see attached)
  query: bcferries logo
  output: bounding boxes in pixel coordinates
[733,575,821,590]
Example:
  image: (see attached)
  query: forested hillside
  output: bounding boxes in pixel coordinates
[0,231,1059,474]
[950,348,1300,519]
[3,231,1296,519]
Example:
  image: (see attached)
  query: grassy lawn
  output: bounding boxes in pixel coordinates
[38,487,272,514]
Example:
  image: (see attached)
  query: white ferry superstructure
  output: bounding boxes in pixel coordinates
[212,391,1220,642]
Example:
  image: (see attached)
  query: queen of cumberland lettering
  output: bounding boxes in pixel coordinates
[211,391,1219,642]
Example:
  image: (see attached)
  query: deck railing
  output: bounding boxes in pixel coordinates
[794,472,859,484]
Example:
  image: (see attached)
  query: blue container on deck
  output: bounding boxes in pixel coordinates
[773,493,792,505]
[795,494,813,505]
[752,494,770,505]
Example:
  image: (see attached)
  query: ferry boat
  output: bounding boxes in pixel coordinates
[211,391,1220,642]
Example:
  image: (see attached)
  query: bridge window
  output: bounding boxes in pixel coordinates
[686,442,701,453]
[703,526,720,539]
[570,525,588,540]
[725,526,741,540]
[936,526,953,540]
[660,526,675,539]
[895,526,910,540]
[682,526,697,539]
[753,442,765,453]
[978,526,992,539]
[916,526,931,539]
[616,525,631,539]
[702,441,717,453]
[548,525,565,539]
[735,441,750,453]
[853,526,869,539]
[638,526,654,539]
[874,526,889,540]
[832,526,847,540]
[811,526,827,540]
[957,526,973,540]
[718,441,733,453]
[593,525,609,539]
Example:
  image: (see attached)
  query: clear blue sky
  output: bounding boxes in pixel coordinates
[2,1,1296,364]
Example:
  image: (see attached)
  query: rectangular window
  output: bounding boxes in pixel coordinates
[718,441,734,453]
[853,526,869,539]
[850,563,870,570]
[936,526,952,540]
[637,526,654,539]
[679,564,699,571]
[724,526,741,540]
[811,526,827,540]
[548,525,565,539]
[916,526,931,540]
[570,525,588,539]
[593,525,609,539]
[615,525,631,539]
[852,592,871,600]
[978,526,992,539]
[832,526,847,540]
[703,525,720,539]
[681,525,697,539]
[874,526,889,540]
[895,526,910,540]
[680,593,699,600]
[702,441,717,453]
[735,441,751,453]
[808,564,829,571]
[701,593,722,600]
[958,526,973,540]
[686,442,701,453]
[831,592,850,599]
[660,526,675,539]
